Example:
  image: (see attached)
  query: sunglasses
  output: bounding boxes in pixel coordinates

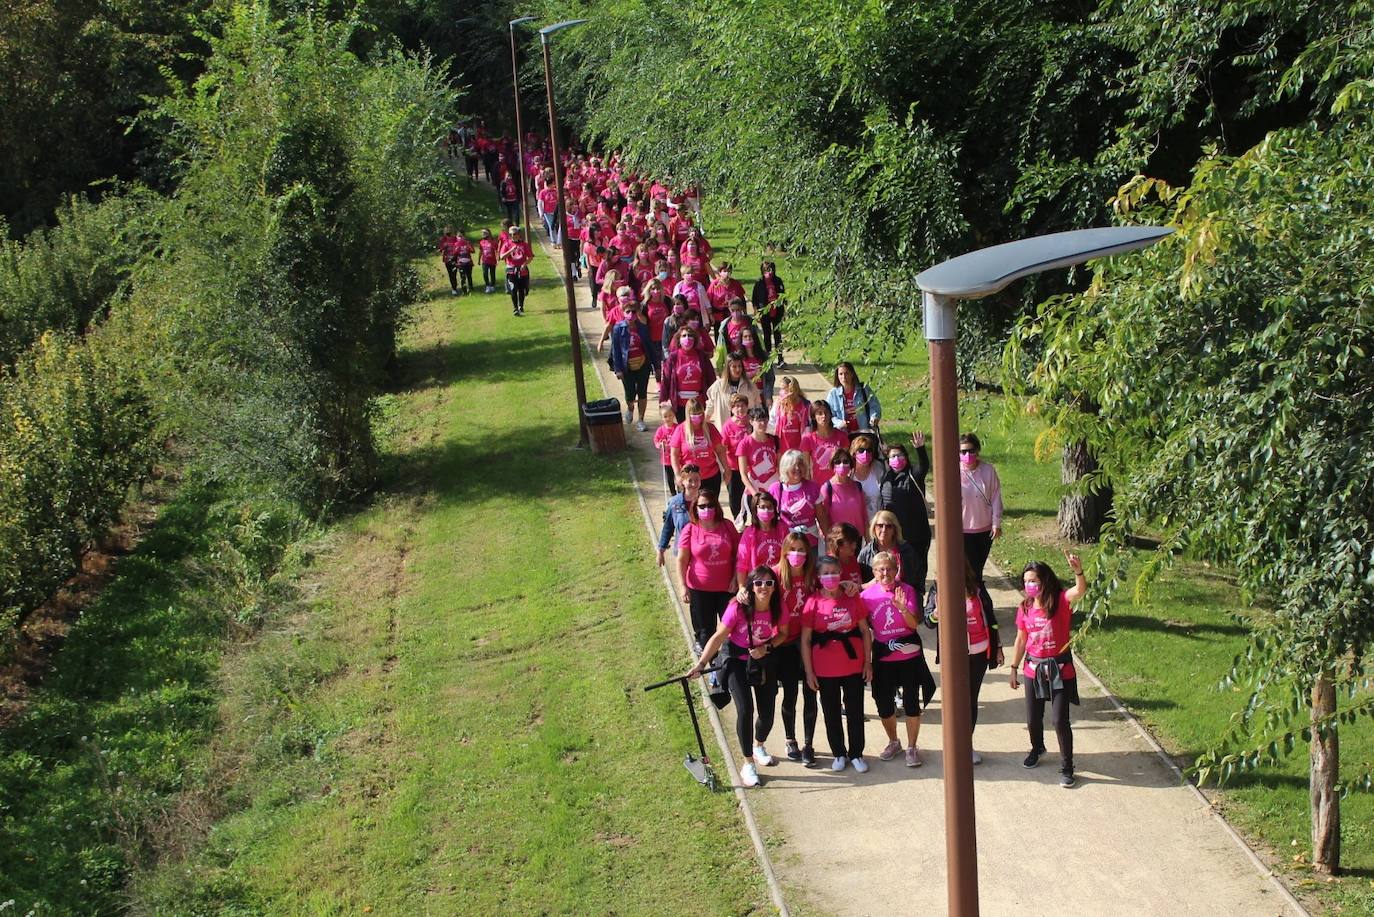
[959,449,977,455]
[874,523,893,529]
[752,579,776,588]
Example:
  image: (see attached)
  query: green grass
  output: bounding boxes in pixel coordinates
[704,202,1374,913]
[123,182,766,913]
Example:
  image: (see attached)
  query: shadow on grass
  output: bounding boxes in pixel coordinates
[1003,507,1057,520]
[392,327,574,392]
[1092,613,1249,639]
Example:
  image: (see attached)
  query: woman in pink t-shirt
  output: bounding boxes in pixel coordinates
[652,402,678,497]
[819,448,867,535]
[669,397,730,500]
[773,532,818,765]
[768,377,810,454]
[960,560,1002,766]
[800,401,850,482]
[1009,553,1086,787]
[767,450,830,544]
[687,565,785,788]
[735,491,787,580]
[801,555,873,772]
[861,552,931,767]
[676,489,740,652]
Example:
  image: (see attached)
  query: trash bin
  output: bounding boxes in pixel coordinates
[583,398,626,454]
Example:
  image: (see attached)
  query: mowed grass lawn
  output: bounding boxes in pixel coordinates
[136,186,768,912]
[704,203,1374,912]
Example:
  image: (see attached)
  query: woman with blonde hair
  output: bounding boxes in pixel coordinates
[767,450,830,544]
[858,510,923,597]
[768,376,810,453]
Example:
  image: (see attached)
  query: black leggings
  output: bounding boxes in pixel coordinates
[774,643,817,746]
[482,264,497,288]
[444,259,459,291]
[969,652,989,730]
[662,464,675,498]
[699,471,722,500]
[687,589,731,649]
[761,307,784,353]
[727,470,745,520]
[964,530,993,583]
[507,272,529,312]
[872,656,923,719]
[725,657,778,757]
[818,673,866,759]
[1025,681,1074,771]
[458,264,474,292]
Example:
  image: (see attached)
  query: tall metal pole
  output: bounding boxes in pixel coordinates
[925,293,978,917]
[541,25,590,447]
[508,19,534,232]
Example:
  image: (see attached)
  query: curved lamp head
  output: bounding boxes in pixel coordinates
[916,225,1172,339]
[540,18,589,43]
[454,17,477,26]
[510,16,536,28]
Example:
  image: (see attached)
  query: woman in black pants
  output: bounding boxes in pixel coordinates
[1010,554,1085,787]
[775,531,820,766]
[751,260,786,362]
[802,555,873,774]
[960,560,1002,765]
[879,435,931,588]
[688,565,785,789]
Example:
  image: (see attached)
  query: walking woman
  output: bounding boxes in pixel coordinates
[751,260,786,363]
[862,552,933,767]
[775,532,818,765]
[737,326,774,407]
[736,491,787,577]
[825,362,882,436]
[737,405,780,513]
[497,226,534,316]
[880,435,931,596]
[801,401,849,482]
[768,450,831,544]
[850,432,884,526]
[687,565,785,788]
[1010,552,1085,787]
[858,510,921,594]
[769,377,810,454]
[610,299,659,432]
[670,397,730,499]
[802,555,873,772]
[960,432,1004,583]
[962,560,1002,765]
[660,326,716,422]
[704,352,763,431]
[676,488,740,652]
[820,449,867,535]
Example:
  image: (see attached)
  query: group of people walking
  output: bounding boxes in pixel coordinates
[445,129,1087,791]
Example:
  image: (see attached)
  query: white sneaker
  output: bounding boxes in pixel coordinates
[740,762,759,788]
[636,420,647,432]
[753,745,774,766]
[972,749,983,765]
[830,756,847,772]
[851,757,869,774]
[624,409,634,423]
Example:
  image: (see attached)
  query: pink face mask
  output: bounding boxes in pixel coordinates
[786,550,808,567]
[854,450,872,466]
[888,456,908,471]
[818,573,841,591]
[697,507,716,521]
[960,452,977,466]
[1024,581,1041,597]
[833,463,852,477]
[689,413,704,426]
[756,508,776,524]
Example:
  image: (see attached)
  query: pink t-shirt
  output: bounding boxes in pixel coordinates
[653,423,677,466]
[767,480,823,535]
[537,186,559,214]
[778,574,810,644]
[680,521,740,592]
[772,401,809,453]
[478,238,497,266]
[736,523,786,578]
[802,593,867,678]
[966,595,991,655]
[671,354,706,405]
[721,599,779,653]
[720,419,749,460]
[821,478,867,534]
[861,582,921,663]
[736,435,780,488]
[671,422,724,479]
[801,428,849,481]
[1016,593,1074,679]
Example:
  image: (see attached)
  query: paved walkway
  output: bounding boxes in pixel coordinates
[527,228,1302,915]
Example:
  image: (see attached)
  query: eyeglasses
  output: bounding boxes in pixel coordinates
[752,579,776,588]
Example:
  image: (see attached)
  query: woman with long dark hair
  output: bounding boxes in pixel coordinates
[1010,552,1086,787]
[688,564,785,788]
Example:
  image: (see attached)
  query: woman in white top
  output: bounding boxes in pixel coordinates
[849,431,884,521]
[704,353,763,430]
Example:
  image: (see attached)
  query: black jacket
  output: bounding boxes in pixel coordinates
[878,445,931,548]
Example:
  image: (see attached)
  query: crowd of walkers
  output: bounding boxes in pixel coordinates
[442,123,1087,791]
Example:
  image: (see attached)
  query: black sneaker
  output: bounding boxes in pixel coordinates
[785,740,802,761]
[1022,750,1043,769]
[801,745,817,768]
[1060,770,1076,788]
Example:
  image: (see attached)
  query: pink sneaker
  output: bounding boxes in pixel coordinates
[878,740,902,761]
[904,747,923,768]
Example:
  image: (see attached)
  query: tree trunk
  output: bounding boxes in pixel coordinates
[1310,673,1340,874]
[1058,440,1112,543]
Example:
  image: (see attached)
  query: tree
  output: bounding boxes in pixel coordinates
[1008,106,1374,871]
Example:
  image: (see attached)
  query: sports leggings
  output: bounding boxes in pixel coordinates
[774,643,817,746]
[725,657,777,757]
[1025,681,1074,771]
[818,673,866,760]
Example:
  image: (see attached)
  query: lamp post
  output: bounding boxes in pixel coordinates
[540,19,591,447]
[508,17,536,233]
[915,225,1172,917]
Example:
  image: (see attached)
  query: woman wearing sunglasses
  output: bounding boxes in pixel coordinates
[677,489,740,652]
[959,432,1003,583]
[859,510,923,597]
[687,565,785,788]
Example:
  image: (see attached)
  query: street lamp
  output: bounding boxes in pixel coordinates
[508,17,536,233]
[540,19,591,447]
[915,225,1172,917]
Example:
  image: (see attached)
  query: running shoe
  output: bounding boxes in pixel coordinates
[851,757,869,774]
[636,420,647,432]
[785,740,801,761]
[753,745,775,767]
[801,745,817,768]
[1023,750,1043,769]
[740,762,759,788]
[878,739,902,761]
[1060,770,1076,788]
[830,756,847,772]
[905,747,923,767]
[625,409,634,423]
[450,289,459,296]
[972,749,983,766]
